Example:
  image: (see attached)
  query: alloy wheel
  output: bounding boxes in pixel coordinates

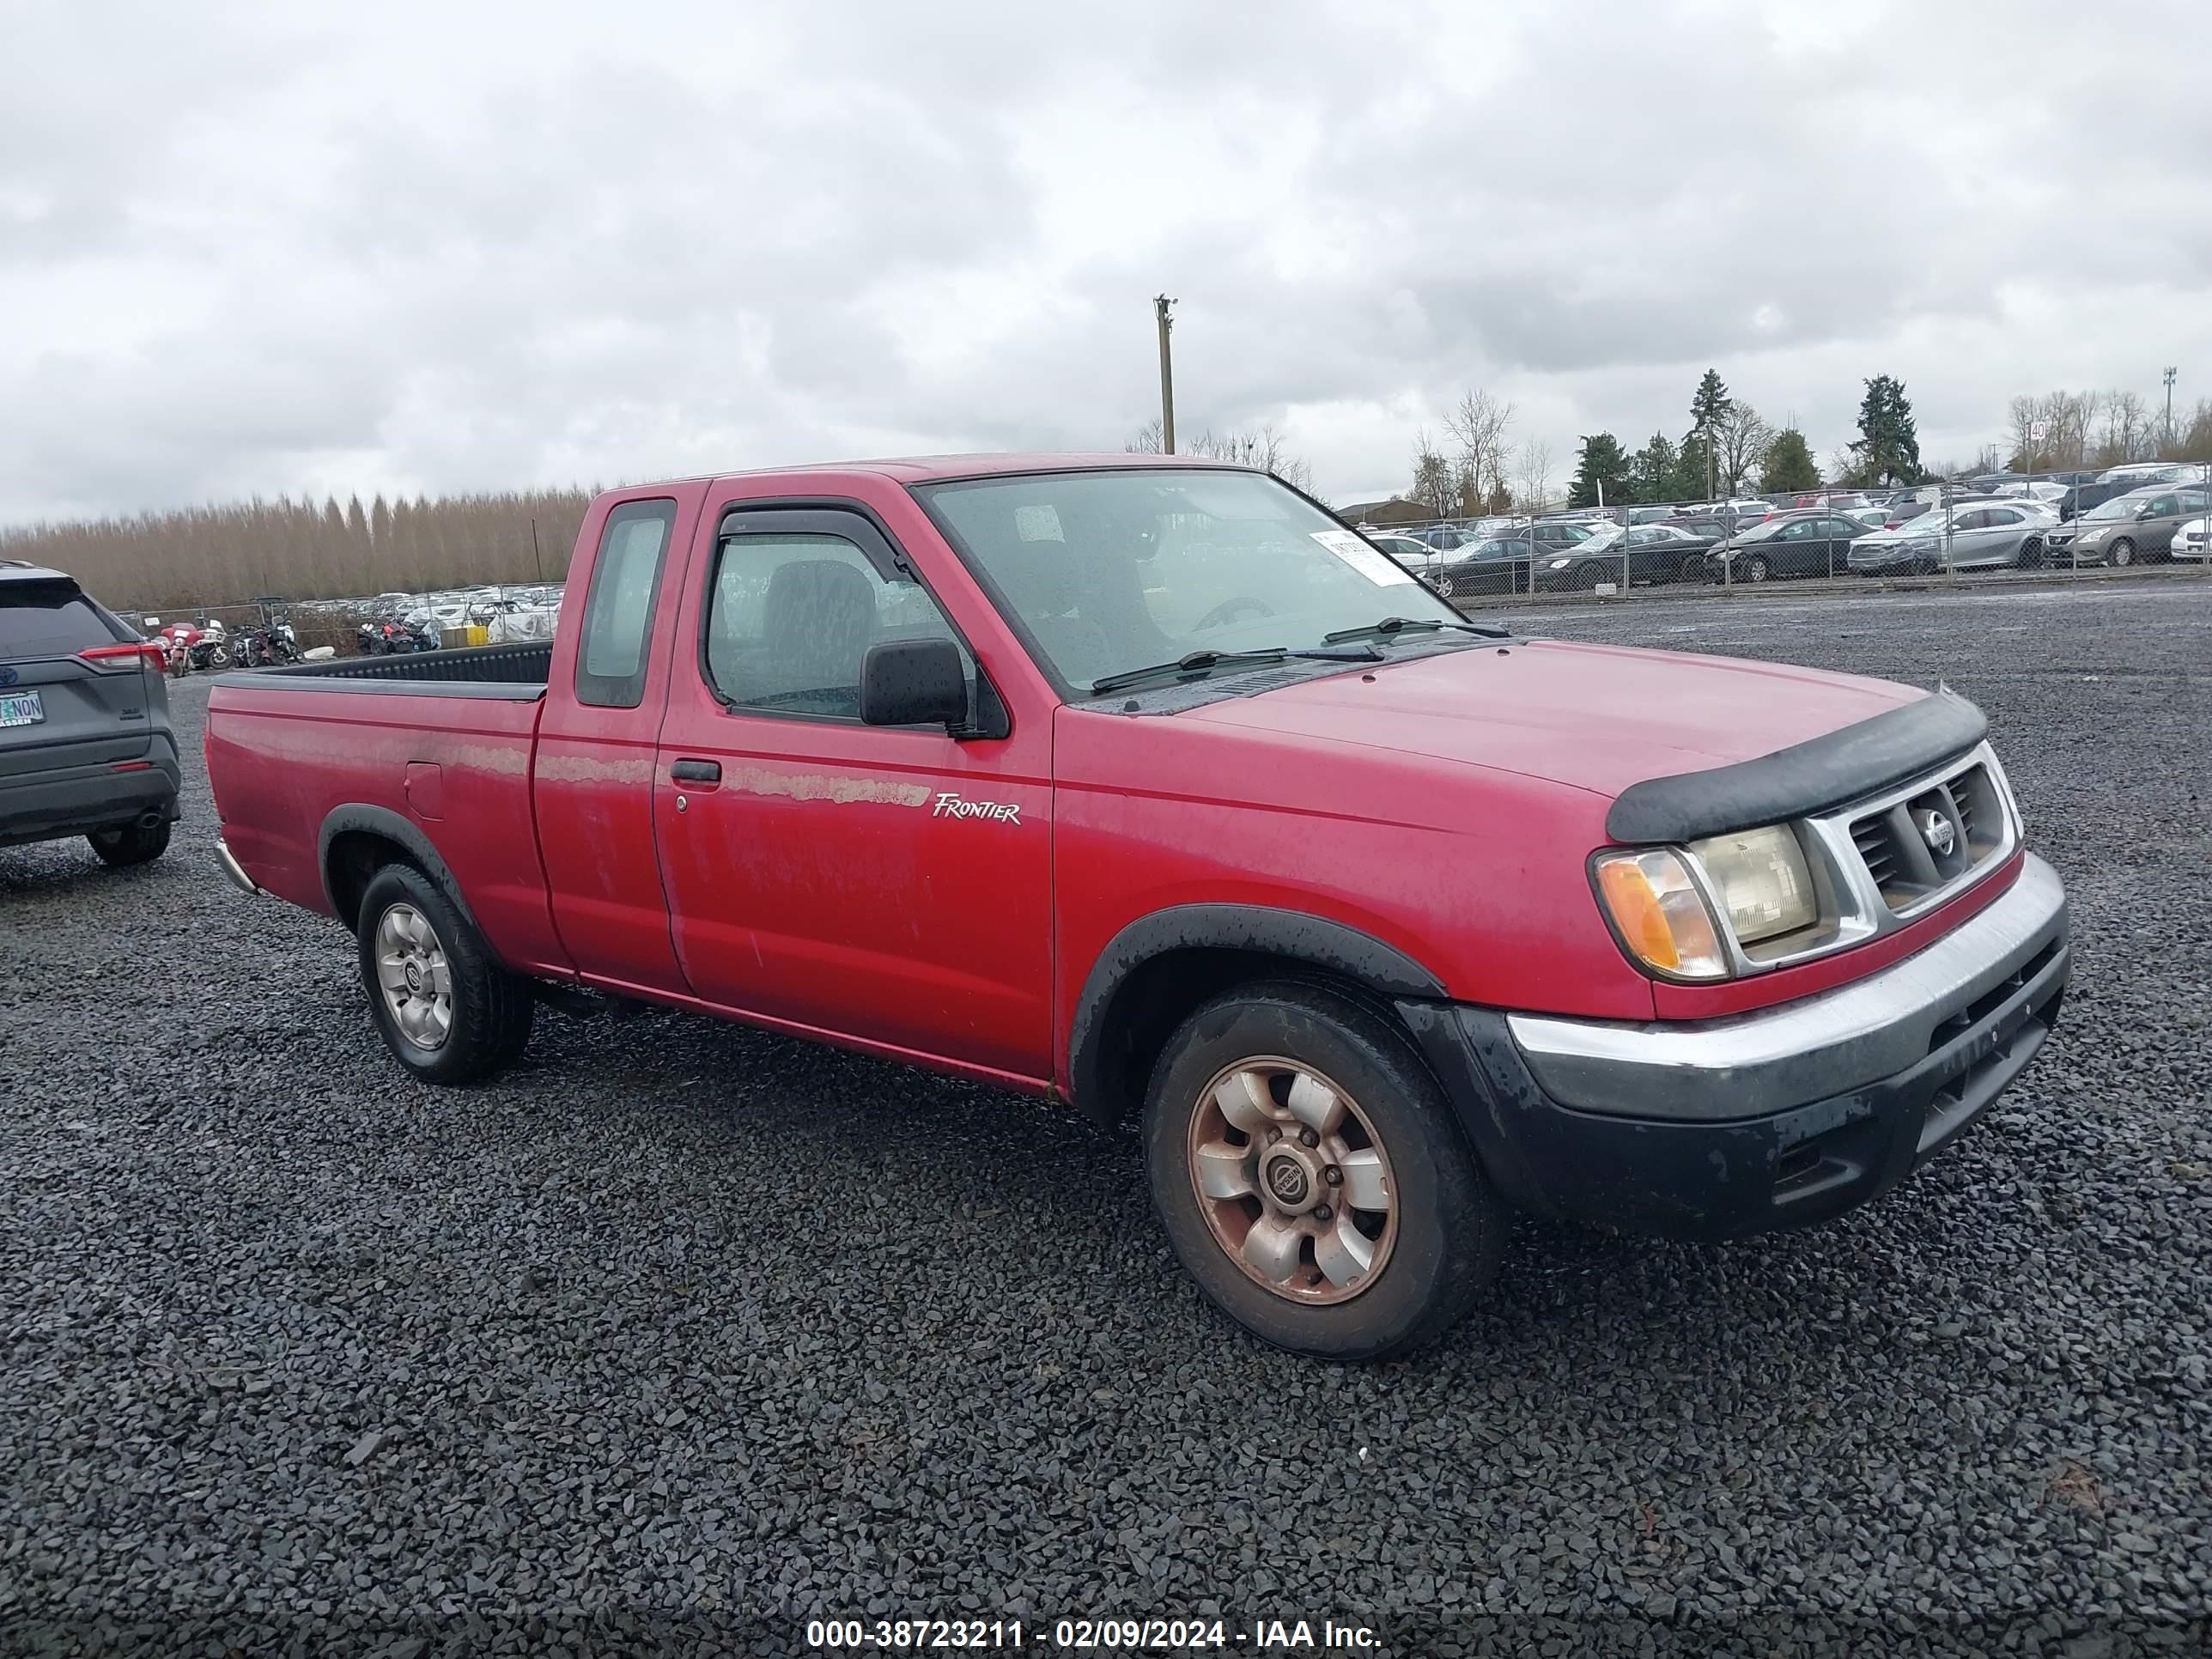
[374,902,453,1051]
[1185,1057,1397,1305]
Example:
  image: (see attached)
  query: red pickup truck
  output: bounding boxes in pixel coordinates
[208,456,2069,1358]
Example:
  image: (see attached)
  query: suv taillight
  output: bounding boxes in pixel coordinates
[79,642,169,672]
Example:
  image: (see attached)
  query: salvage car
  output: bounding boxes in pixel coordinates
[1535,521,1715,591]
[206,456,2069,1360]
[1709,510,1878,582]
[1849,502,2054,574]
[1,560,179,865]
[2045,483,2209,566]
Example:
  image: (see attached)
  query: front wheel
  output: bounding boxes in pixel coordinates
[1143,981,1503,1360]
[356,864,533,1085]
[1742,555,1771,583]
[2108,538,2135,567]
[2015,538,2043,569]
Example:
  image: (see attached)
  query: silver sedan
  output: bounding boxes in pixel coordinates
[1848,501,2056,574]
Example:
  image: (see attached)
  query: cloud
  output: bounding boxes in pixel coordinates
[2,0,2208,522]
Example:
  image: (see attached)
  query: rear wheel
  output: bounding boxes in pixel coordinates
[356,864,533,1085]
[88,818,171,867]
[1143,981,1503,1360]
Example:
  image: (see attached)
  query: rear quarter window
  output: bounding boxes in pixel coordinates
[0,582,126,658]
[574,501,678,708]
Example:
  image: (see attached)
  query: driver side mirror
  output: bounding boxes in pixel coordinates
[2137,506,2160,520]
[860,637,969,731]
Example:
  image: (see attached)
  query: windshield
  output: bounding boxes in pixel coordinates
[916,468,1466,692]
[2083,494,2149,521]
[1576,526,1624,552]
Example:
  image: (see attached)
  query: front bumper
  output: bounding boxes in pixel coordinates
[1401,854,2069,1241]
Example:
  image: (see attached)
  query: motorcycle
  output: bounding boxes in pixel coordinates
[186,620,231,673]
[235,621,301,669]
[155,623,200,676]
[155,620,228,674]
[356,617,436,656]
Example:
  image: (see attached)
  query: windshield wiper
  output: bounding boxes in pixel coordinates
[1322,616,1510,645]
[1089,645,1382,696]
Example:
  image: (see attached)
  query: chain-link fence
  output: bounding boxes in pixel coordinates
[1352,465,2212,605]
[126,581,565,668]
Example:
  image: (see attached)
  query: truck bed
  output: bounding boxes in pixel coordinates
[240,640,552,696]
[206,641,566,975]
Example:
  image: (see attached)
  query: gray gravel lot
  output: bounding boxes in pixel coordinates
[3,580,2209,1656]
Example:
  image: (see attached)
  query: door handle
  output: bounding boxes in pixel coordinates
[671,758,722,784]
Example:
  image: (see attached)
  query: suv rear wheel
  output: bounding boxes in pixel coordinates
[356,864,533,1084]
[87,818,170,866]
[1143,981,1502,1359]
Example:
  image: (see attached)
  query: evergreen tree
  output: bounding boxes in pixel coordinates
[1759,427,1821,492]
[1847,375,1923,485]
[1568,433,1632,507]
[1627,432,1680,503]
[1690,368,1731,433]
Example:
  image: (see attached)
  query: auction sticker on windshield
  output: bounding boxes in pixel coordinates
[1311,530,1416,586]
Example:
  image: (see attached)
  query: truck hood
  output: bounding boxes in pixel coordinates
[1180,636,1924,804]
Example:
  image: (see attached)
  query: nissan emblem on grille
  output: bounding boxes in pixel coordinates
[1917,808,1957,858]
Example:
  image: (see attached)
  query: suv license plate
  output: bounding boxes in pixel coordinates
[0,690,46,727]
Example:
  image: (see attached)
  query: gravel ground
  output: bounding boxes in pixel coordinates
[3,580,2208,1657]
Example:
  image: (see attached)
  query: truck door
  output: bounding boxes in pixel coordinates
[532,489,705,997]
[650,501,1054,1084]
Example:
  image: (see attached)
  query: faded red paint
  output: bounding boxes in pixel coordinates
[208,457,1998,1104]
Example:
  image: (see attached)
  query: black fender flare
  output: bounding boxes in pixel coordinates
[1066,903,1449,1124]
[317,805,489,945]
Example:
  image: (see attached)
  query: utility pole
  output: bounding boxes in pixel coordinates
[2164,367,2178,452]
[530,519,544,586]
[1153,295,1177,454]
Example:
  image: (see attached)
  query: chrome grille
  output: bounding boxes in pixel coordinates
[1842,757,2009,916]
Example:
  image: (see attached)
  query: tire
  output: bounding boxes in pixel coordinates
[1142,981,1503,1360]
[356,863,533,1085]
[1743,555,1771,583]
[1576,563,1606,592]
[87,817,171,867]
[2108,538,2135,568]
[2015,538,2043,569]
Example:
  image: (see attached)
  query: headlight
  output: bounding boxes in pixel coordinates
[1592,849,1729,979]
[1689,824,1817,945]
[1594,825,1818,979]
[1547,557,1571,568]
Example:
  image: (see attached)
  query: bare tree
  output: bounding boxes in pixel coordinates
[2007,394,2040,471]
[1444,389,1515,515]
[1514,439,1554,512]
[1409,429,1456,519]
[0,487,594,614]
[2096,390,2152,466]
[1713,401,1773,495]
[1132,417,1312,491]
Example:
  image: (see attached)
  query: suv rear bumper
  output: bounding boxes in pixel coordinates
[1403,854,2069,1241]
[0,739,181,849]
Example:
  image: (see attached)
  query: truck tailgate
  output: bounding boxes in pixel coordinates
[206,678,568,975]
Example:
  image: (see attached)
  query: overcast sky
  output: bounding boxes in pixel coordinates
[4,0,2209,523]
